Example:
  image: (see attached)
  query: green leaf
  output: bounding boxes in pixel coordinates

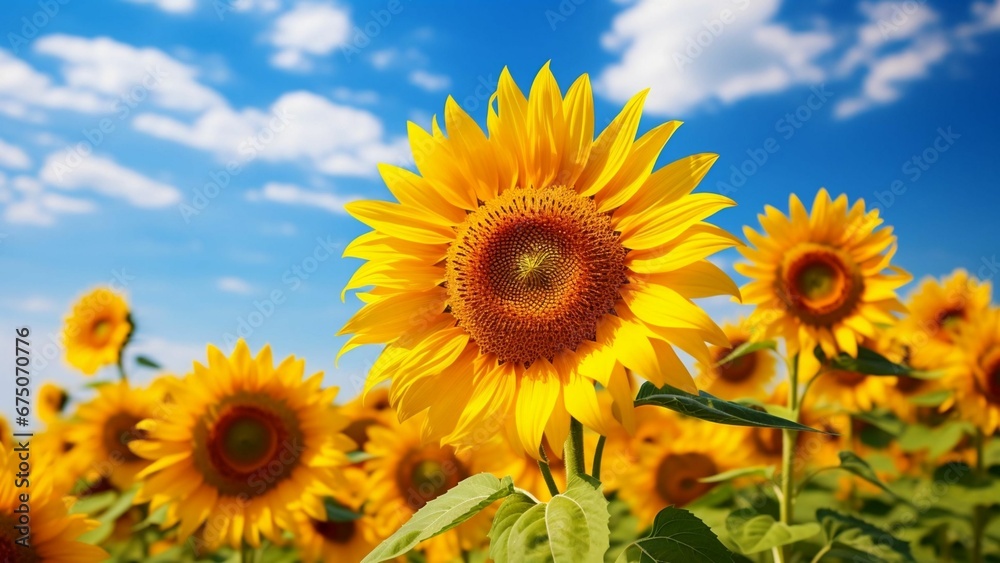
[699,466,775,484]
[96,486,137,524]
[507,503,551,562]
[549,476,609,563]
[907,389,951,406]
[135,355,162,369]
[69,491,117,515]
[817,508,914,562]
[348,450,376,463]
[489,493,537,563]
[324,497,362,522]
[714,341,776,367]
[362,473,515,562]
[836,451,896,497]
[615,506,735,563]
[726,513,820,555]
[898,422,972,459]
[816,345,911,376]
[635,383,824,432]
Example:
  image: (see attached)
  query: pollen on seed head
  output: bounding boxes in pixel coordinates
[445,186,628,366]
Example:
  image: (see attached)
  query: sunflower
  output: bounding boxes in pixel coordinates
[618,411,737,526]
[807,359,891,413]
[37,382,69,424]
[291,469,382,562]
[949,307,1000,432]
[65,380,162,491]
[895,269,992,370]
[63,287,132,375]
[365,413,492,562]
[130,340,355,550]
[339,63,739,456]
[695,318,776,401]
[736,189,910,379]
[744,383,842,470]
[339,386,393,454]
[0,415,12,451]
[0,445,108,562]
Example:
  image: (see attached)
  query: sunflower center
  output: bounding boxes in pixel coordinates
[90,318,113,346]
[654,452,718,506]
[895,375,925,394]
[342,417,378,452]
[779,244,863,326]
[446,186,628,366]
[713,340,757,383]
[397,450,467,511]
[195,396,301,497]
[752,427,784,457]
[311,518,357,545]
[102,412,145,463]
[935,307,966,341]
[978,348,1000,405]
[832,370,867,387]
[0,514,38,563]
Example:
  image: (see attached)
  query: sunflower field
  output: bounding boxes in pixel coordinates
[3,61,1000,563]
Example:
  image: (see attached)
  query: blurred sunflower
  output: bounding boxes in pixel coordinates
[291,469,381,562]
[895,269,991,370]
[130,340,355,550]
[0,446,108,562]
[37,382,69,424]
[807,367,890,413]
[63,287,132,375]
[339,386,393,454]
[736,189,909,378]
[365,413,491,562]
[695,319,776,401]
[747,383,843,470]
[339,63,740,456]
[949,307,1000,432]
[0,415,11,450]
[618,413,737,526]
[65,380,160,491]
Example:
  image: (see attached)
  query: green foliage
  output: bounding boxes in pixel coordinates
[714,341,777,367]
[725,512,820,554]
[817,508,914,562]
[815,345,911,376]
[615,506,735,563]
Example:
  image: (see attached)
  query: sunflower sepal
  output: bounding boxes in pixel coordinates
[725,511,821,556]
[634,382,825,433]
[323,498,362,522]
[814,345,912,376]
[614,506,734,563]
[362,473,516,563]
[134,355,162,369]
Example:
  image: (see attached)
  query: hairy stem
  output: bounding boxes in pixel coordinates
[565,418,586,482]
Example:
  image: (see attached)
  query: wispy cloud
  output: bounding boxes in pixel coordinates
[409,69,451,92]
[217,276,255,295]
[268,2,352,71]
[247,182,357,214]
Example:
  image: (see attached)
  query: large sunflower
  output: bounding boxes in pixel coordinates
[695,318,776,401]
[950,307,1000,432]
[364,413,492,562]
[737,189,910,378]
[63,287,132,375]
[0,446,108,562]
[339,63,739,456]
[618,411,737,527]
[895,269,992,370]
[130,340,355,550]
[65,380,161,491]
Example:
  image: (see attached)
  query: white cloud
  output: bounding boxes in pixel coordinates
[1,174,95,226]
[408,70,451,92]
[3,296,57,313]
[217,276,254,295]
[959,0,1000,37]
[247,182,357,214]
[331,87,379,105]
[837,1,939,74]
[134,91,410,177]
[123,0,196,13]
[0,139,31,169]
[268,2,352,71]
[0,49,106,118]
[33,35,226,113]
[40,153,181,208]
[596,0,834,115]
[229,0,282,12]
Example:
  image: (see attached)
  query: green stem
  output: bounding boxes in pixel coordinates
[779,355,800,563]
[809,544,832,563]
[241,542,254,563]
[116,356,128,383]
[537,447,560,497]
[592,434,606,481]
[564,418,586,482]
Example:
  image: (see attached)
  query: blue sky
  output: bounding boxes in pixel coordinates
[1,0,999,422]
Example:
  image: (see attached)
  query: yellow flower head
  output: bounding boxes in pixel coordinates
[950,307,1000,432]
[736,189,910,378]
[37,382,69,424]
[695,318,777,401]
[339,386,394,454]
[0,445,108,562]
[291,469,382,563]
[894,268,992,370]
[130,340,355,551]
[63,287,132,375]
[340,63,740,456]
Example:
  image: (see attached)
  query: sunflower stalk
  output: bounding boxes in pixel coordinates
[779,354,801,563]
[538,446,561,497]
[972,427,988,563]
[564,418,586,482]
